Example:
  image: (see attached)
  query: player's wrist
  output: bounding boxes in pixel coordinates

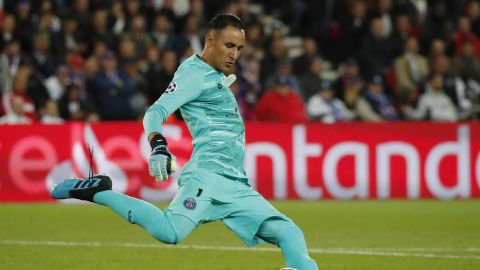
[149,133,167,150]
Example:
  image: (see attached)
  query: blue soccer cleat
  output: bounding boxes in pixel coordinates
[51,175,112,202]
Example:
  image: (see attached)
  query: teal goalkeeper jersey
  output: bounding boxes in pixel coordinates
[144,54,248,182]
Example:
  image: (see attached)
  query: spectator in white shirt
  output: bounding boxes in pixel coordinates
[45,65,70,101]
[307,81,355,123]
[403,73,458,121]
[40,100,64,124]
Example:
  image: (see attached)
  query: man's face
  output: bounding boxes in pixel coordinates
[208,26,245,73]
[11,96,24,115]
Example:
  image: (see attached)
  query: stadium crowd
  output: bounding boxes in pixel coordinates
[0,0,479,124]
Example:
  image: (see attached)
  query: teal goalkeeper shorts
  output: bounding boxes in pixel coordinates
[164,168,292,247]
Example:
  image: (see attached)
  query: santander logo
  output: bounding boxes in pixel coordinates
[1,122,478,201]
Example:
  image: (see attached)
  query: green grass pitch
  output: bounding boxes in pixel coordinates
[1,200,479,270]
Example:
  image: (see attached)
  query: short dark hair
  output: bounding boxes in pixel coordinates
[208,13,244,31]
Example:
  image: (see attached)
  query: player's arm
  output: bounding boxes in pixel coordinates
[143,69,203,181]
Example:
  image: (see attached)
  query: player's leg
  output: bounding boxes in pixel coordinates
[218,181,318,270]
[93,190,195,244]
[256,218,318,270]
[51,175,195,244]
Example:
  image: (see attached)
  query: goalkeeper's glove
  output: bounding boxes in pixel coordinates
[148,133,176,182]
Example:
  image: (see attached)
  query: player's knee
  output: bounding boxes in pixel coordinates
[147,223,178,244]
[149,213,195,245]
[171,227,190,244]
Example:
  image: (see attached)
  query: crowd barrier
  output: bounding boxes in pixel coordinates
[0,122,479,202]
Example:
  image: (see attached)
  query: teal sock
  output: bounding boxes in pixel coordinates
[93,190,195,244]
[257,219,318,270]
[278,226,318,270]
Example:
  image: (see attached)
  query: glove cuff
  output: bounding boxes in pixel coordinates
[149,133,167,149]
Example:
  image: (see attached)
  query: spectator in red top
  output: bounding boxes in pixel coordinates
[254,75,306,123]
[454,16,480,57]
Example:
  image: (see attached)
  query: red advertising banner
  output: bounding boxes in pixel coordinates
[0,122,479,202]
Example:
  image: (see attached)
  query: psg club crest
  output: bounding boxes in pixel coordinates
[165,81,177,93]
[183,198,197,210]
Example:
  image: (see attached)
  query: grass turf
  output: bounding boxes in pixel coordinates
[1,200,479,269]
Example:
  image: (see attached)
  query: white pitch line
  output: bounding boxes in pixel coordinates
[1,240,480,261]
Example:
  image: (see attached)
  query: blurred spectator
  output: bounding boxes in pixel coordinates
[391,0,419,26]
[358,17,395,78]
[147,49,178,103]
[423,0,455,41]
[125,0,142,19]
[45,65,69,101]
[466,0,480,37]
[452,40,480,82]
[151,13,175,51]
[27,33,56,78]
[243,22,264,60]
[50,14,85,62]
[175,13,203,56]
[155,0,177,23]
[237,56,262,120]
[307,80,354,123]
[91,51,134,120]
[37,0,61,32]
[122,57,148,119]
[454,16,480,57]
[430,55,460,106]
[427,38,448,69]
[394,36,429,104]
[0,95,32,124]
[66,53,87,100]
[39,99,64,124]
[189,0,206,26]
[151,0,190,20]
[451,41,480,119]
[230,75,253,121]
[403,73,458,121]
[142,45,162,103]
[34,11,56,39]
[108,0,126,35]
[293,37,319,77]
[91,40,109,61]
[118,39,137,66]
[0,14,16,50]
[3,39,24,77]
[355,74,398,121]
[88,9,116,53]
[58,82,88,121]
[337,0,369,63]
[10,69,37,120]
[84,56,100,99]
[121,14,152,60]
[260,38,288,85]
[254,75,306,122]
[265,58,300,93]
[13,0,35,52]
[372,0,394,38]
[334,58,365,109]
[299,56,324,101]
[391,13,420,56]
[72,0,90,37]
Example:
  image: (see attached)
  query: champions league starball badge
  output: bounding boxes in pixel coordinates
[165,81,177,93]
[183,198,197,210]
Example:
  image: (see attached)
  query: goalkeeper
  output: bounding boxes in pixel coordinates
[52,14,318,270]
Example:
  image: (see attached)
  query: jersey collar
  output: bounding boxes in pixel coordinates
[194,54,222,76]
